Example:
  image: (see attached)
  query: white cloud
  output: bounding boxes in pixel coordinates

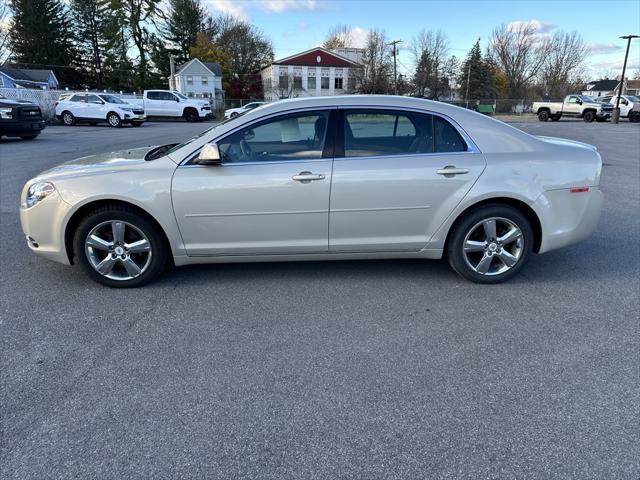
[350,27,369,49]
[588,43,624,55]
[507,19,556,34]
[259,0,319,13]
[590,58,640,71]
[205,0,250,21]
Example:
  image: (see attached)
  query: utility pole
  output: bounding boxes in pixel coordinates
[612,35,639,124]
[389,40,402,95]
[169,54,177,91]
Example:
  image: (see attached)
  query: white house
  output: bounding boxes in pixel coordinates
[260,47,363,102]
[581,79,619,98]
[172,58,224,105]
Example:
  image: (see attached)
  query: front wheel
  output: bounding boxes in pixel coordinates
[61,111,75,126]
[73,206,168,287]
[107,112,122,128]
[447,205,534,284]
[583,111,595,123]
[184,109,199,122]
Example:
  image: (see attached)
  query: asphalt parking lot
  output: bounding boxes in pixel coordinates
[1,118,639,479]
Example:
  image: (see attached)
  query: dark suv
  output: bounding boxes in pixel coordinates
[0,94,46,140]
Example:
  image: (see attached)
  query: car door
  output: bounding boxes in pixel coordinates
[171,109,335,256]
[68,94,87,118]
[85,94,105,120]
[328,108,485,252]
[564,96,582,116]
[144,92,166,116]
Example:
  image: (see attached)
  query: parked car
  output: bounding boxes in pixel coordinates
[224,101,266,119]
[0,94,45,140]
[596,95,640,122]
[55,93,145,127]
[128,90,212,122]
[20,95,603,287]
[533,95,613,122]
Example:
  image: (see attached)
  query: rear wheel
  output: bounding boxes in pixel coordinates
[447,205,534,284]
[73,206,168,288]
[61,111,75,126]
[107,112,122,127]
[537,110,550,121]
[583,111,595,123]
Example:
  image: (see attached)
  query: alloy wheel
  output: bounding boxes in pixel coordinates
[108,113,121,127]
[462,217,524,276]
[84,220,152,281]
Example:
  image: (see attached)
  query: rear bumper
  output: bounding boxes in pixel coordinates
[536,187,603,253]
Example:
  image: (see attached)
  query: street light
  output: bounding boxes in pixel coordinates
[612,34,639,124]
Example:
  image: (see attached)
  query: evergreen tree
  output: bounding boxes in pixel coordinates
[163,0,206,65]
[458,39,494,102]
[70,0,110,89]
[102,1,134,91]
[8,0,82,87]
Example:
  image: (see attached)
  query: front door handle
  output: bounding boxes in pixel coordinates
[292,171,325,183]
[437,166,470,177]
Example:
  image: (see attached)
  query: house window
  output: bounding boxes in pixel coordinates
[307,77,316,89]
[293,76,302,89]
[202,77,208,86]
[186,76,193,85]
[335,78,343,90]
[279,75,289,89]
[321,77,329,89]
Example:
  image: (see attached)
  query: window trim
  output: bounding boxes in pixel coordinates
[335,106,480,160]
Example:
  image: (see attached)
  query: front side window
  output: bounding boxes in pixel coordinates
[69,94,86,102]
[99,94,126,104]
[217,110,330,163]
[86,94,103,104]
[344,110,430,157]
[147,91,162,100]
[568,96,579,104]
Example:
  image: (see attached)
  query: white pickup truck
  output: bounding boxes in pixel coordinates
[532,95,613,123]
[128,90,213,122]
[596,95,640,122]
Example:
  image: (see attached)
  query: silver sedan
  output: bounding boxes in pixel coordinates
[20,96,603,287]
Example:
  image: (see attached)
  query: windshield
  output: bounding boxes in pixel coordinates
[625,96,639,102]
[165,117,238,156]
[173,92,188,100]
[99,94,127,104]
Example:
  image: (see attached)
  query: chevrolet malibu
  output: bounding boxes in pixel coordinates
[20,96,603,287]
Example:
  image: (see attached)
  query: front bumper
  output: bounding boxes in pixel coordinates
[535,187,603,254]
[20,188,73,265]
[0,119,46,136]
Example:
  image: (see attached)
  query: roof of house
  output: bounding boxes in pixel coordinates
[270,47,362,68]
[625,79,640,90]
[0,65,57,84]
[175,58,222,76]
[585,79,619,91]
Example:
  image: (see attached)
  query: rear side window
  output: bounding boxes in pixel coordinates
[344,110,432,157]
[434,117,467,153]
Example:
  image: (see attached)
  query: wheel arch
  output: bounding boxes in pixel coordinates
[183,106,198,117]
[443,197,542,255]
[536,107,551,114]
[64,199,173,265]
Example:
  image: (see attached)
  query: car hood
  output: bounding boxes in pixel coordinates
[33,146,165,181]
[536,136,597,152]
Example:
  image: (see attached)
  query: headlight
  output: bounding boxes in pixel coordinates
[120,107,132,112]
[26,182,55,208]
[0,107,13,119]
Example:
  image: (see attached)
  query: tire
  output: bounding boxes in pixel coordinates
[132,121,144,127]
[183,108,198,122]
[537,110,550,121]
[583,111,595,123]
[551,114,561,121]
[61,111,76,126]
[107,112,122,128]
[20,134,38,140]
[446,204,534,284]
[231,112,239,118]
[629,112,640,123]
[73,206,168,288]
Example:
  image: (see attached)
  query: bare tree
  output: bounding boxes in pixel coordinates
[489,22,549,98]
[354,29,391,94]
[322,24,354,49]
[411,29,449,98]
[540,31,587,98]
[0,1,11,63]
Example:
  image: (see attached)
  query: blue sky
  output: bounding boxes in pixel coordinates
[206,0,640,78]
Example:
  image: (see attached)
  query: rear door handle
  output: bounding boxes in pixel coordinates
[437,166,469,177]
[292,171,325,183]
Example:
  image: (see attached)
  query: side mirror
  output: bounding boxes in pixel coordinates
[622,100,629,105]
[577,100,583,105]
[196,143,221,165]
